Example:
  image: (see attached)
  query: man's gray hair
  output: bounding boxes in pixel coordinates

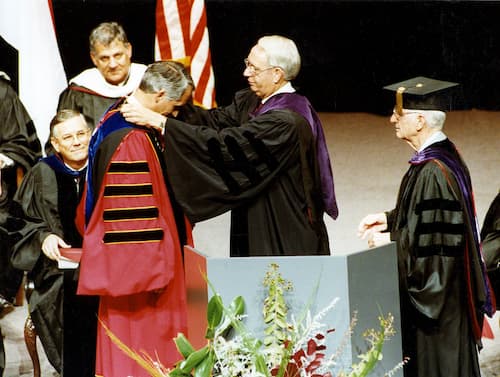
[50,109,88,138]
[139,61,191,101]
[420,110,446,130]
[257,35,301,81]
[89,22,129,54]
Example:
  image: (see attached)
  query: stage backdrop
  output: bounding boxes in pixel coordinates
[3,0,500,114]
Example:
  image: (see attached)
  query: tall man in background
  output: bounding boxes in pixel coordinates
[358,77,496,377]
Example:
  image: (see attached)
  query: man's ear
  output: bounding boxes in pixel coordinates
[51,137,60,153]
[272,67,285,84]
[415,114,425,131]
[155,89,167,103]
[90,52,98,67]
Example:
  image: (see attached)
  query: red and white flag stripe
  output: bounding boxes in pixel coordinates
[155,0,216,109]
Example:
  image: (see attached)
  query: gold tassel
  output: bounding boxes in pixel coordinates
[395,86,405,116]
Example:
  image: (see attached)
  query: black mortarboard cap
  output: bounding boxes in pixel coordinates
[383,76,459,115]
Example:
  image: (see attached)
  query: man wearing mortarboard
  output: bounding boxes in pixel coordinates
[357,76,496,377]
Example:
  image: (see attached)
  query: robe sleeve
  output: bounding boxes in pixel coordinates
[481,191,500,309]
[58,86,95,132]
[481,191,500,270]
[57,85,115,131]
[178,89,260,130]
[0,79,41,170]
[404,162,465,320]
[163,109,306,223]
[9,163,61,271]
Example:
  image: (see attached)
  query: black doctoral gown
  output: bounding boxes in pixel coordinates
[0,77,42,302]
[57,63,147,136]
[57,85,117,132]
[0,78,41,211]
[9,160,98,376]
[386,139,489,377]
[164,88,330,256]
[481,190,500,309]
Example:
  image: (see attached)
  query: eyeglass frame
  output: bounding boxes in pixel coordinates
[391,108,424,120]
[243,58,278,76]
[53,128,92,144]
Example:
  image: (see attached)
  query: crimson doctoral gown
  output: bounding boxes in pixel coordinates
[78,109,189,377]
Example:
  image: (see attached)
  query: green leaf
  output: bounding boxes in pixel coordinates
[275,317,288,328]
[228,295,245,316]
[206,295,223,331]
[263,335,276,346]
[276,306,287,316]
[264,326,276,335]
[174,333,195,358]
[204,327,215,339]
[216,295,246,337]
[264,313,280,323]
[194,349,215,377]
[254,354,270,377]
[169,368,190,377]
[177,346,209,373]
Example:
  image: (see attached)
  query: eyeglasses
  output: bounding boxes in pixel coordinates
[392,109,422,120]
[56,129,91,144]
[244,58,275,76]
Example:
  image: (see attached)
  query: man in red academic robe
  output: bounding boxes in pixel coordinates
[77,61,193,377]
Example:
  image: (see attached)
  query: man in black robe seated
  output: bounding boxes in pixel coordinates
[7,109,97,376]
[121,35,338,257]
[357,77,496,377]
[56,22,146,135]
[0,72,42,313]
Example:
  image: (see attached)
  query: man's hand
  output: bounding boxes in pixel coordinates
[121,98,166,132]
[41,234,70,261]
[366,231,391,248]
[357,212,390,248]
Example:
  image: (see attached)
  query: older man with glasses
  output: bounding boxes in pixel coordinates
[121,34,338,257]
[358,77,496,377]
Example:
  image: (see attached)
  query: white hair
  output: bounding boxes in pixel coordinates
[257,35,301,81]
[418,110,446,130]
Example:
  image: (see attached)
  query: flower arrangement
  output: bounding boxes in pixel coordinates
[104,263,402,377]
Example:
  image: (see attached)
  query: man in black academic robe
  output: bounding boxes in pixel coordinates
[56,22,146,135]
[0,74,42,310]
[358,77,496,377]
[120,35,338,257]
[7,110,97,376]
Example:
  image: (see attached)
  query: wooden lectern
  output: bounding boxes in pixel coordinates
[184,243,403,376]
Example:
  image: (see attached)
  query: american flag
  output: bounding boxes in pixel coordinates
[155,0,216,109]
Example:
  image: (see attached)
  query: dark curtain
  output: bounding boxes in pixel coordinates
[31,1,500,113]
